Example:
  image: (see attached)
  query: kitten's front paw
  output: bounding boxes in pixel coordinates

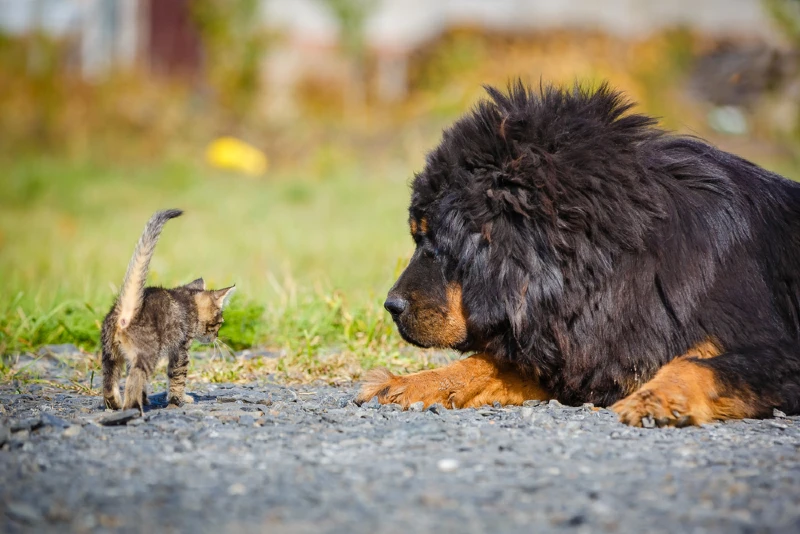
[104,395,121,410]
[166,394,194,409]
[167,397,183,409]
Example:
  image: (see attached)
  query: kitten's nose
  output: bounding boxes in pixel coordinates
[384,296,408,316]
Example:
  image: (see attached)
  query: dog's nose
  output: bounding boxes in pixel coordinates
[384,297,408,316]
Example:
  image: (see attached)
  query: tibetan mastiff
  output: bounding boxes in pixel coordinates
[357,80,800,427]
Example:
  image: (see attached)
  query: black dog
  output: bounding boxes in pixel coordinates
[358,80,800,427]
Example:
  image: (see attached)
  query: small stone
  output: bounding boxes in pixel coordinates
[383,403,403,412]
[0,425,9,445]
[228,483,246,496]
[360,396,380,409]
[175,439,194,453]
[773,409,787,418]
[437,458,459,472]
[521,407,534,419]
[11,417,42,432]
[41,413,70,429]
[641,416,656,429]
[99,409,141,426]
[6,502,42,523]
[565,421,582,431]
[547,399,563,408]
[12,429,30,442]
[427,403,447,415]
[522,400,542,407]
[337,397,353,408]
[238,415,256,427]
[409,401,425,412]
[62,426,82,438]
[582,403,595,410]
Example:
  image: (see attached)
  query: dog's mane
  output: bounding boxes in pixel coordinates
[410,80,794,404]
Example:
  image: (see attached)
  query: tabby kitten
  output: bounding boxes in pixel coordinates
[101,209,235,413]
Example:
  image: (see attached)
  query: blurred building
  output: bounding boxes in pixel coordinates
[0,0,780,101]
[265,0,775,103]
[0,0,200,79]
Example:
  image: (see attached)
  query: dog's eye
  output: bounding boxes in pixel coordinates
[422,245,442,259]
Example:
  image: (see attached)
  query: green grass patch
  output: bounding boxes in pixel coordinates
[0,151,444,385]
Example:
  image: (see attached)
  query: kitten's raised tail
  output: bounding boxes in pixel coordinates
[116,209,183,330]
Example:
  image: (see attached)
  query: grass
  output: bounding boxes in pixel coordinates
[5,26,800,391]
[0,150,454,388]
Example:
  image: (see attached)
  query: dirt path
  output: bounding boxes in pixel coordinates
[1,380,799,534]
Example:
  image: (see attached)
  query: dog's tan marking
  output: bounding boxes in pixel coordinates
[408,283,468,348]
[612,337,759,427]
[356,353,550,409]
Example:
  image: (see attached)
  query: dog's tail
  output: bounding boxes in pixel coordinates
[116,209,183,330]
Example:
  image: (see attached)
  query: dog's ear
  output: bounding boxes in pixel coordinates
[464,216,564,344]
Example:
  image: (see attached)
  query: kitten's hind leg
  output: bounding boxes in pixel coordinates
[141,383,150,407]
[122,355,152,414]
[102,340,124,410]
[167,347,190,408]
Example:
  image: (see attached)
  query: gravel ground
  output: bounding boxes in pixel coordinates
[2,364,800,533]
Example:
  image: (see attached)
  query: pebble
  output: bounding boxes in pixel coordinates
[408,401,425,412]
[238,415,256,427]
[41,413,70,429]
[62,426,82,438]
[6,502,42,524]
[427,403,446,415]
[1,381,799,534]
[11,417,42,432]
[227,483,247,496]
[436,458,459,472]
[98,409,141,426]
[362,396,381,410]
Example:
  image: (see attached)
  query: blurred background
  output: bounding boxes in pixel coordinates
[3,0,800,383]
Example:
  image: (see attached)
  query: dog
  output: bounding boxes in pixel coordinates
[357,80,800,427]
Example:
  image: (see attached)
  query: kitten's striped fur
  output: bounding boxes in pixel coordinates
[101,210,234,412]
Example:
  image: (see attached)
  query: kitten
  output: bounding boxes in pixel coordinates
[101,209,235,412]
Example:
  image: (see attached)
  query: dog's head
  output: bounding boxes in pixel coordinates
[385,81,662,357]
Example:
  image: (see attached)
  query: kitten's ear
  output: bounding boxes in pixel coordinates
[184,278,205,290]
[212,285,236,308]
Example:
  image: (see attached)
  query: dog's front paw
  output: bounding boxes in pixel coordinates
[611,387,700,428]
[356,368,449,409]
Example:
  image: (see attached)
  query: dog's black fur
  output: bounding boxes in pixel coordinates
[388,81,800,413]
